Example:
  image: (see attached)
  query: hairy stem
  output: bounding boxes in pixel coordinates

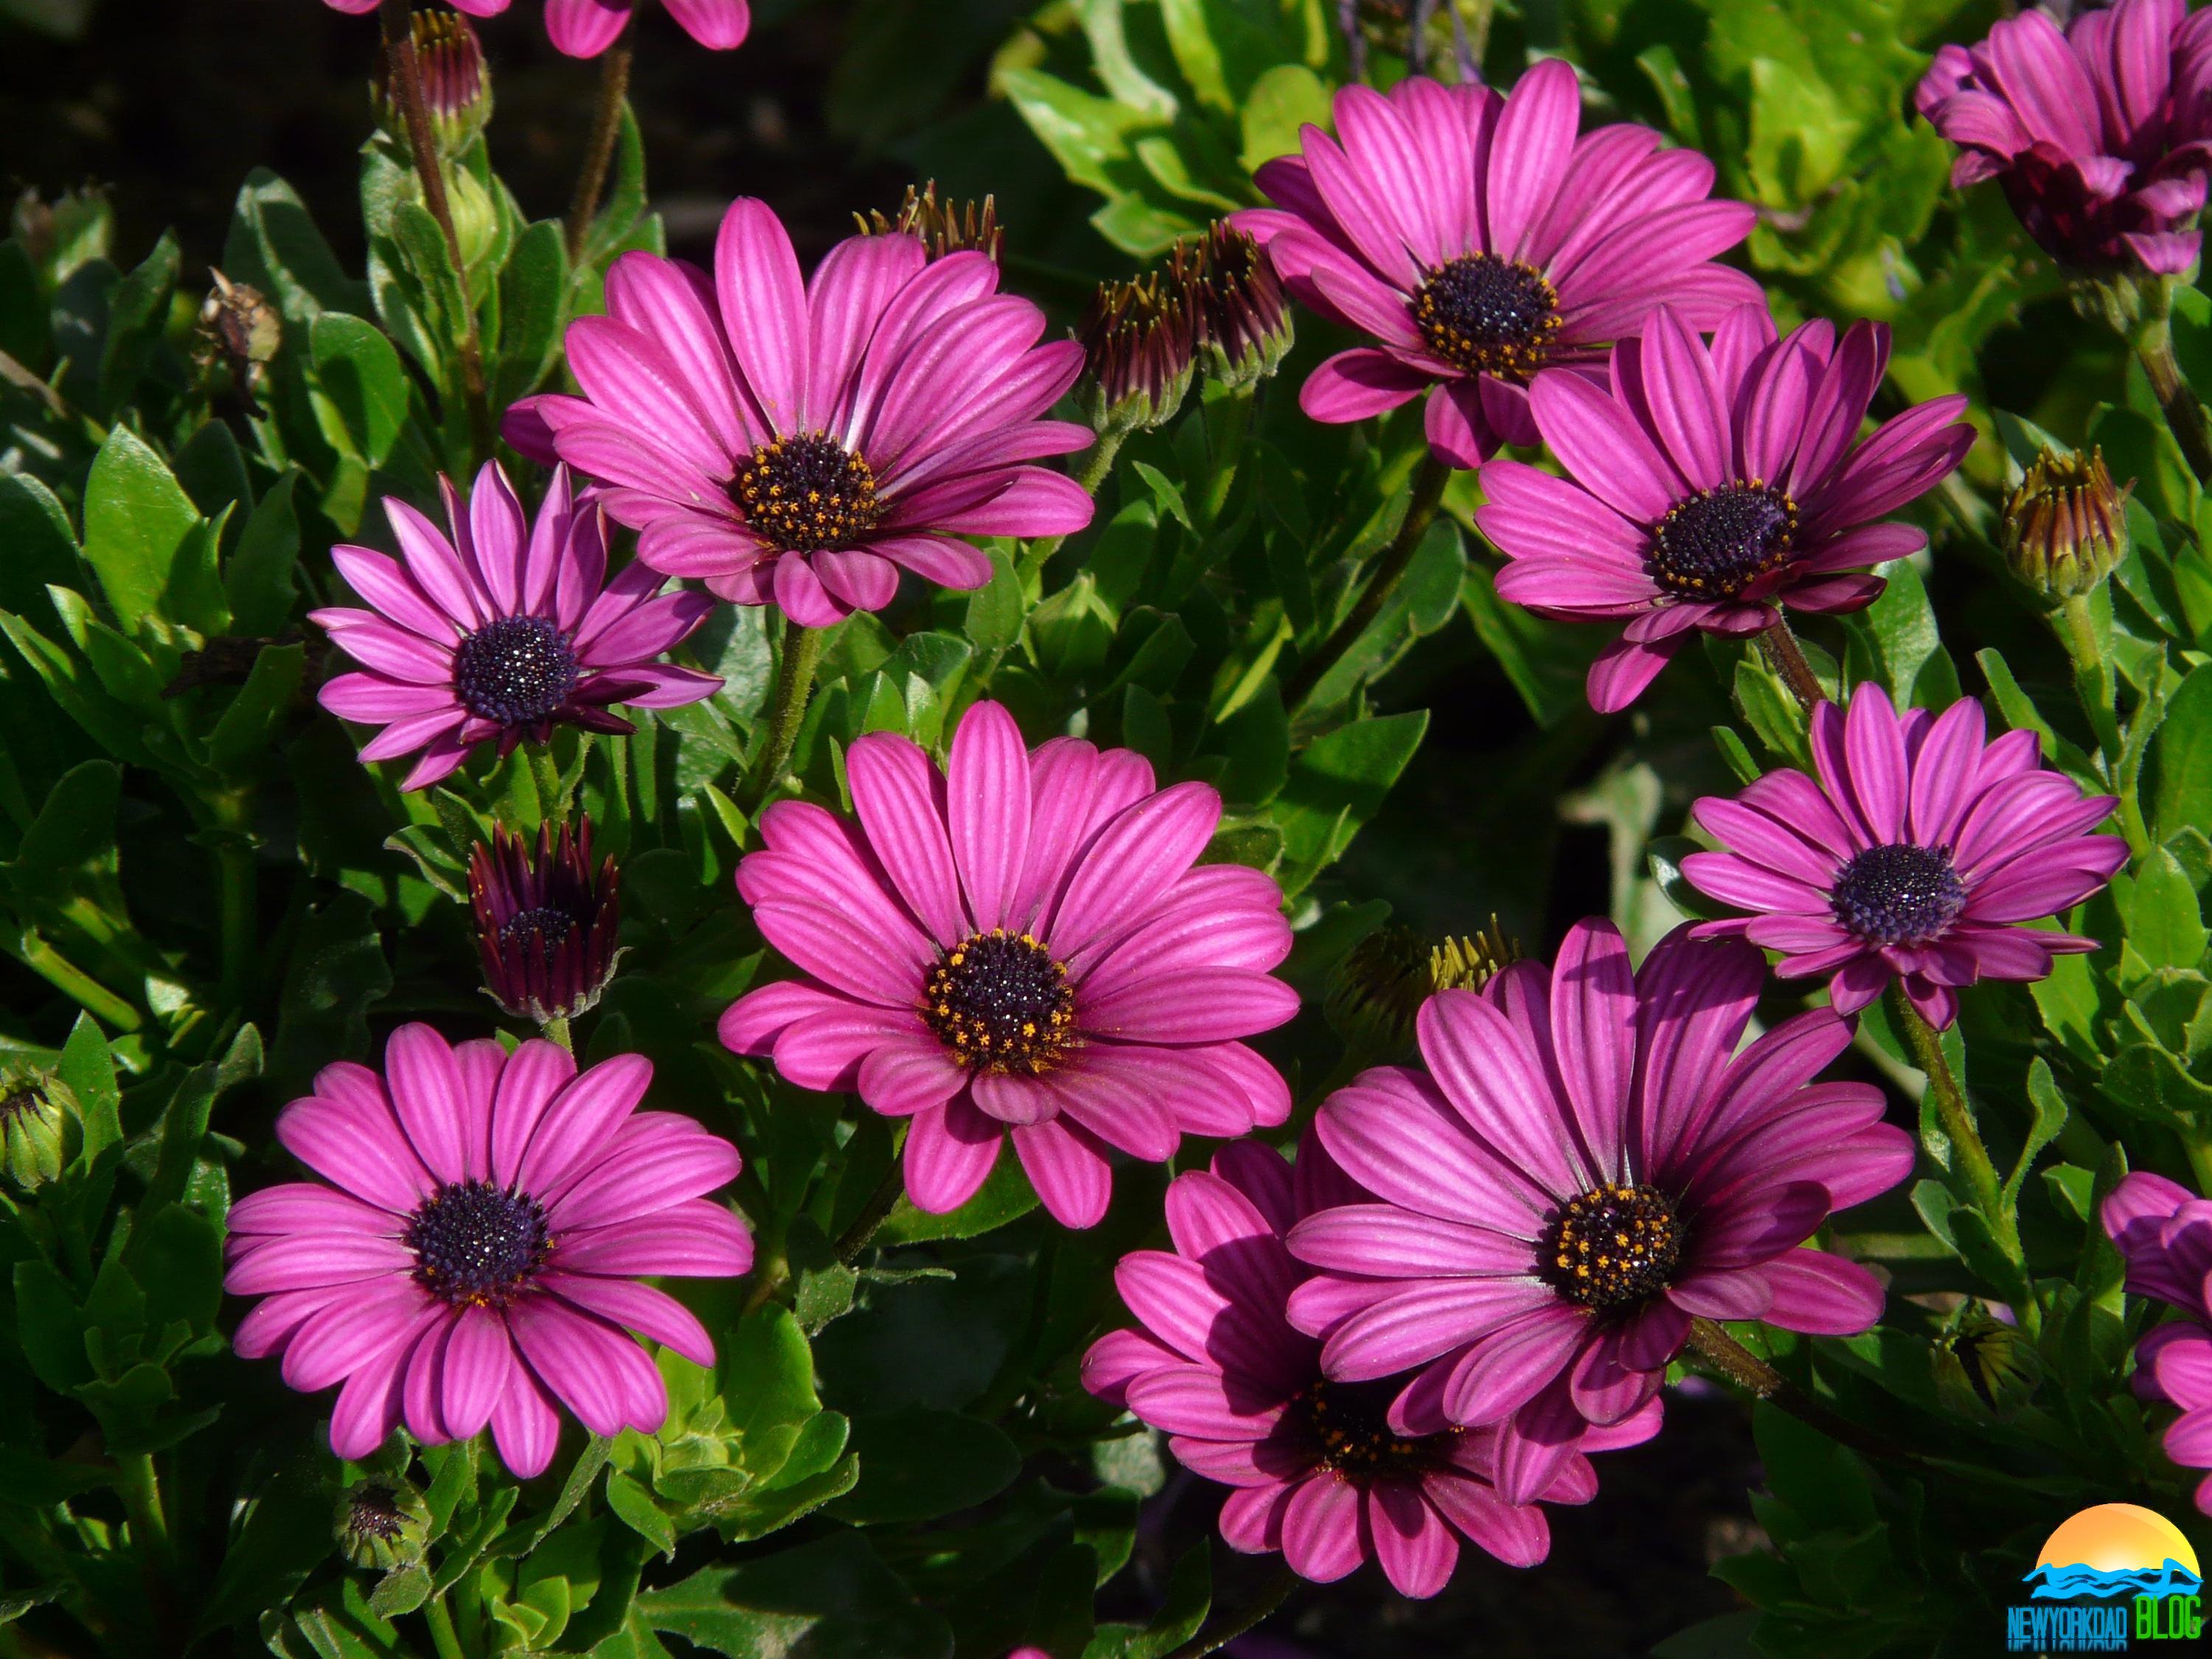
[1684,1318,1924,1470]
[834,1160,908,1263]
[1890,985,2020,1265]
[423,1593,468,1659]
[1285,453,1452,712]
[563,44,633,260]
[742,621,825,809]
[528,745,568,828]
[1757,614,1826,712]
[1019,427,1127,580]
[539,1013,572,1054]
[377,0,495,465]
[113,1452,179,1639]
[1164,1559,1296,1659]
[2134,308,2212,483]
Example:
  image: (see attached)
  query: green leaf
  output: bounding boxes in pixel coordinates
[2121,845,2209,972]
[1843,559,1954,707]
[9,759,119,908]
[80,425,228,639]
[145,1022,261,1215]
[223,169,370,327]
[311,313,410,467]
[491,220,567,407]
[94,230,178,420]
[875,1155,1039,1244]
[827,1408,1022,1525]
[606,1468,677,1559]
[1238,63,1332,172]
[2006,1060,2070,1214]
[58,1011,121,1165]
[1004,69,1151,198]
[205,642,306,776]
[2153,663,2212,847]
[270,891,392,1090]
[1273,710,1428,894]
[1087,1538,1209,1659]
[226,470,302,636]
[634,1534,953,1659]
[0,473,82,621]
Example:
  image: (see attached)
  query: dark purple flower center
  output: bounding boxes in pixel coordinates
[453,615,579,727]
[922,928,1076,1074]
[1412,253,1561,381]
[1540,1183,1684,1311]
[1831,843,1968,946]
[405,1179,551,1307]
[1650,483,1798,601]
[498,904,581,964]
[736,431,883,552]
[1299,1377,1455,1480]
[346,1484,408,1541]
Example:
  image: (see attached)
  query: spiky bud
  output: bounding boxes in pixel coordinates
[2000,445,2132,599]
[0,1070,74,1193]
[1324,919,1519,1060]
[334,1478,430,1571]
[374,10,493,159]
[470,817,622,1025]
[1079,266,1202,437]
[857,181,1001,263]
[1190,223,1293,390]
[1932,1303,2041,1420]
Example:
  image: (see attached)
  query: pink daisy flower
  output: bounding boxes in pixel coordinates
[504,200,1093,627]
[1682,683,2127,1030]
[224,1025,753,1477]
[1916,0,2212,276]
[2105,1172,2212,1514]
[1227,65,1760,469]
[1292,919,1910,1496]
[1085,1137,1658,1596]
[311,462,722,792]
[720,700,1297,1229]
[324,0,749,60]
[1476,302,1975,712]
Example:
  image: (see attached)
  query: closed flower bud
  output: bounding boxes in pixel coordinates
[1933,1303,2040,1420]
[1191,223,1293,390]
[334,1478,430,1571]
[1325,919,1518,1060]
[1079,267,1200,436]
[2001,445,2132,599]
[470,818,622,1025]
[374,10,493,159]
[0,1071,74,1193]
[443,166,501,282]
[857,181,1001,263]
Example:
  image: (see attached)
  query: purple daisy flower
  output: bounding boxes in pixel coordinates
[324,0,748,60]
[1227,66,1761,468]
[311,462,722,792]
[505,199,1093,627]
[1916,0,2212,276]
[224,1024,753,1476]
[1476,302,1975,712]
[1681,683,2127,1030]
[1291,919,1910,1493]
[2105,1172,2212,1514]
[719,700,1297,1229]
[1085,1136,1658,1596]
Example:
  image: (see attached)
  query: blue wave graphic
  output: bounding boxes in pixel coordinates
[2022,1559,2203,1601]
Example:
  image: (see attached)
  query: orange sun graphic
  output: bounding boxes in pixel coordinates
[2037,1505,2202,1575]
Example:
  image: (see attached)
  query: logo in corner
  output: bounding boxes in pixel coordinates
[2006,1503,2203,1652]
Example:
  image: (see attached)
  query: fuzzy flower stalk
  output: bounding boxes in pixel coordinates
[225,1026,752,1475]
[1681,684,2127,1029]
[1477,303,1975,711]
[1087,1138,1657,1596]
[311,462,721,791]
[1231,66,1760,467]
[722,700,1298,1228]
[506,198,1091,627]
[1292,919,1910,1495]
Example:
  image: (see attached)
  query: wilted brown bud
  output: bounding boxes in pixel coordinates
[2000,445,2132,599]
[194,270,282,415]
[857,181,1001,263]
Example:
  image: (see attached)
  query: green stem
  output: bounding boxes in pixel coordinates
[1757,614,1826,712]
[1018,428,1127,580]
[377,0,495,466]
[2133,305,2212,484]
[564,43,633,260]
[113,1451,180,1639]
[1163,1559,1296,1659]
[2055,594,2129,782]
[423,1593,468,1659]
[1199,389,1253,524]
[1890,984,2019,1265]
[7,934,140,1031]
[1284,453,1452,713]
[528,745,568,827]
[741,622,825,809]
[539,1014,572,1054]
[833,1160,907,1263]
[209,788,257,1011]
[1683,1318,1931,1472]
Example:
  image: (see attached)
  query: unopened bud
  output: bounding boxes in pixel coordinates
[1079,267,1200,436]
[1933,1303,2039,1420]
[1189,223,1293,390]
[374,9,493,158]
[2001,445,2132,599]
[1324,919,1519,1060]
[857,181,1001,263]
[0,1070,75,1192]
[334,1478,430,1571]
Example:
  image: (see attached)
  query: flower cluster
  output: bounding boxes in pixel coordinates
[2106,1173,2212,1513]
